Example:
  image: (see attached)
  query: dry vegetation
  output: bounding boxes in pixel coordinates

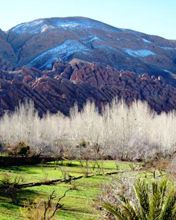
[0,100,176,161]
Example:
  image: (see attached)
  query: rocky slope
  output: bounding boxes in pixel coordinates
[0,17,176,116]
[0,29,16,69]
[0,61,176,116]
[0,17,176,84]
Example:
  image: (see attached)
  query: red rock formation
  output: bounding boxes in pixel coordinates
[0,61,176,116]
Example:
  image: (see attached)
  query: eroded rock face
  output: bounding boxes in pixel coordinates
[0,61,176,116]
[0,17,176,83]
[0,17,176,116]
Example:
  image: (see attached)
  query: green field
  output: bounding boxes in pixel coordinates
[0,160,158,220]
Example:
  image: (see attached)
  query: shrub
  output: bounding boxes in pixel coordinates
[21,190,70,220]
[0,174,24,204]
[7,142,31,156]
[103,176,176,220]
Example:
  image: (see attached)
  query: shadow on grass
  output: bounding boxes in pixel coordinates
[0,187,40,206]
[0,162,72,173]
[47,161,81,168]
[0,165,41,174]
[0,199,19,210]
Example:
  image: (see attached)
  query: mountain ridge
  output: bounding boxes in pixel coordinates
[3,16,175,40]
[1,17,176,116]
[1,61,176,117]
[0,16,175,85]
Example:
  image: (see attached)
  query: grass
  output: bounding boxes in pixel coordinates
[0,160,152,220]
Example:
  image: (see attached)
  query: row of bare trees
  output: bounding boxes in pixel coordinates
[0,100,176,160]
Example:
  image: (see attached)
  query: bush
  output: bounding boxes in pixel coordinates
[0,174,24,204]
[7,142,31,156]
[21,190,70,220]
[103,175,176,220]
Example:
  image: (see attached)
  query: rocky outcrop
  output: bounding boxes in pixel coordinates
[0,61,176,116]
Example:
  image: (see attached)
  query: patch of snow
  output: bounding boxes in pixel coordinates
[48,20,79,29]
[11,20,44,34]
[41,24,55,33]
[52,19,113,31]
[61,23,79,28]
[87,36,101,42]
[124,48,155,57]
[163,69,172,73]
[11,18,123,35]
[82,36,102,44]
[142,38,151,44]
[160,46,176,50]
[28,40,90,69]
[81,35,104,49]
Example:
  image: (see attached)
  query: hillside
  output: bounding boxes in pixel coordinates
[0,17,176,83]
[0,61,176,116]
[0,17,176,115]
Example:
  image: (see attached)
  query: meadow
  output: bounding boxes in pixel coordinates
[0,160,142,220]
[0,101,175,219]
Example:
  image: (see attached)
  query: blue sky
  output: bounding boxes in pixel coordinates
[0,0,175,39]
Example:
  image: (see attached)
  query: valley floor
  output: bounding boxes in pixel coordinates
[0,160,164,220]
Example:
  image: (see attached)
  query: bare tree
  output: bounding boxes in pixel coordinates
[0,100,176,161]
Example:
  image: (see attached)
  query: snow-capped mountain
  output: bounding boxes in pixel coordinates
[1,17,176,83]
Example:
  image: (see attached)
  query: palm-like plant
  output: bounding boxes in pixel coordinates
[103,176,176,220]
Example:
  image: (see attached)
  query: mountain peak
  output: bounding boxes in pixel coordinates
[0,16,175,84]
[9,16,122,35]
